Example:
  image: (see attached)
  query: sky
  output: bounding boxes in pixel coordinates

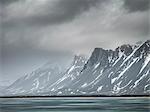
[0,0,149,86]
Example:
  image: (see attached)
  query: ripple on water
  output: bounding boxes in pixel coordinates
[0,97,149,112]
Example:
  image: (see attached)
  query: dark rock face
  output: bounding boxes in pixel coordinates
[3,40,150,96]
[83,48,109,70]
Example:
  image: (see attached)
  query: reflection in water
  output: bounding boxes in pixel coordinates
[0,97,149,112]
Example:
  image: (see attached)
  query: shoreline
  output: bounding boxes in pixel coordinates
[0,95,149,99]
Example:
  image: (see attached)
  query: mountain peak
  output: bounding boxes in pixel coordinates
[144,40,150,47]
[72,55,87,66]
[145,39,150,43]
[116,44,133,56]
[83,47,108,69]
[94,47,106,52]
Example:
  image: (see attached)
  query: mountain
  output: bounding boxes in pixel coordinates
[3,62,68,95]
[2,40,150,96]
[38,55,87,95]
[43,40,150,95]
[3,55,86,96]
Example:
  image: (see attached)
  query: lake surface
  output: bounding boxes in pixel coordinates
[0,97,149,112]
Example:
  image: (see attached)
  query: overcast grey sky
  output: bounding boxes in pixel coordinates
[0,0,149,86]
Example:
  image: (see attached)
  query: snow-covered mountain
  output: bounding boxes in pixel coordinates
[3,40,150,96]
[3,62,68,95]
[43,40,150,95]
[39,55,87,95]
[3,55,86,96]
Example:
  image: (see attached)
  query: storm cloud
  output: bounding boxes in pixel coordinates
[0,0,19,5]
[124,0,149,12]
[0,0,149,85]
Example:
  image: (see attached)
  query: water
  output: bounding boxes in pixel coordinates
[0,97,149,112]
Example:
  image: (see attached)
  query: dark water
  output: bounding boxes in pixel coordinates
[0,97,149,112]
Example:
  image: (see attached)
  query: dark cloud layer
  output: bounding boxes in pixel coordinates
[2,0,100,28]
[2,0,149,28]
[27,0,99,26]
[1,0,149,12]
[0,0,19,5]
[124,0,149,12]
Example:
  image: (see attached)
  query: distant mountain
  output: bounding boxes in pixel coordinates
[3,55,86,96]
[3,40,150,96]
[4,62,68,95]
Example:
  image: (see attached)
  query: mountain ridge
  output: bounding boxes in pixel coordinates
[1,40,150,96]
